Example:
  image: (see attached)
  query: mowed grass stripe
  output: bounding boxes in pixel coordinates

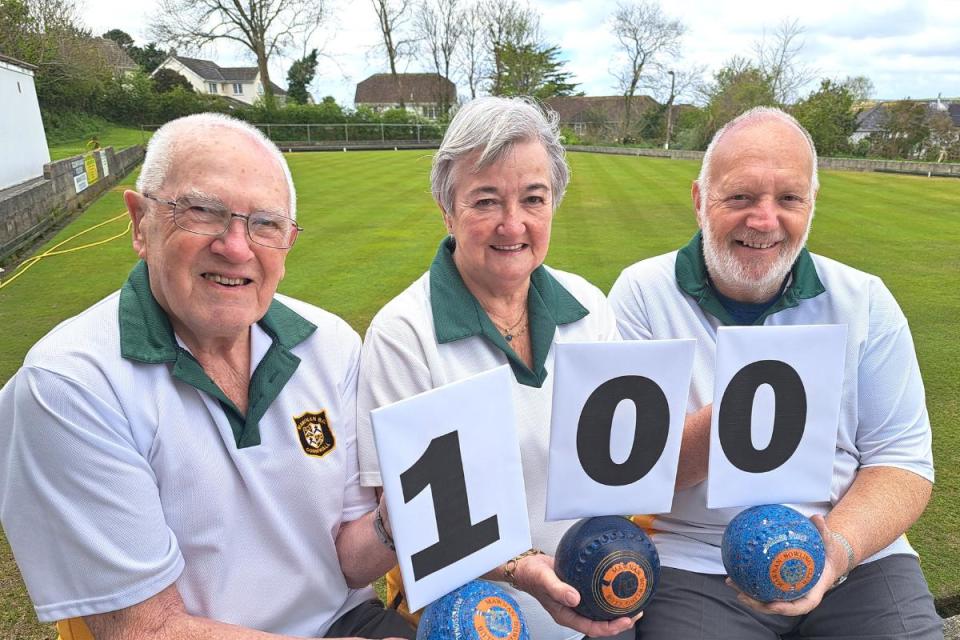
[0,151,957,639]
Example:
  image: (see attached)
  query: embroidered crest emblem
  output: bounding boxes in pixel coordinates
[293,410,335,457]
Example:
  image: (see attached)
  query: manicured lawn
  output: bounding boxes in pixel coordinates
[1,150,958,637]
[47,124,151,161]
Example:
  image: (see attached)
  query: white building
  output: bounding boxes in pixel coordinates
[0,54,50,191]
[153,55,287,106]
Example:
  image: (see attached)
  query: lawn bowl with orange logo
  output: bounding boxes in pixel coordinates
[416,579,529,640]
[722,504,826,602]
[554,515,660,621]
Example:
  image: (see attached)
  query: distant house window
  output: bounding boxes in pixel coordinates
[208,82,217,93]
[233,83,243,95]
[257,83,264,95]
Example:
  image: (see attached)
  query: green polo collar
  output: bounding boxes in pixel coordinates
[429,236,588,388]
[675,231,825,326]
[118,260,316,448]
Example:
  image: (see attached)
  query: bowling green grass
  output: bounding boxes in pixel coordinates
[0,150,958,637]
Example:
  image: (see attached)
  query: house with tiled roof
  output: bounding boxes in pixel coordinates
[354,73,457,119]
[851,97,960,143]
[543,95,665,137]
[153,54,287,106]
[91,38,138,76]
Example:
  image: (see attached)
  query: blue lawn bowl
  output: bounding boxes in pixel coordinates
[416,579,530,640]
[722,504,826,603]
[554,515,660,621]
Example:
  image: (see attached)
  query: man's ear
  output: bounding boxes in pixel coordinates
[691,180,704,229]
[124,190,148,259]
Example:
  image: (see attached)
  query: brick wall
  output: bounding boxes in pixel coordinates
[0,145,145,262]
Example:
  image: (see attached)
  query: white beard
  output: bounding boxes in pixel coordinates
[701,206,813,302]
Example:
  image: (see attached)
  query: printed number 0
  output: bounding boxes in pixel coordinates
[400,430,500,581]
[577,376,670,486]
[718,359,807,473]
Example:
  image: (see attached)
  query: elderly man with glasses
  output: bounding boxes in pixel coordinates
[0,114,414,640]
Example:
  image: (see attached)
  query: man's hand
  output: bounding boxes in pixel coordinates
[512,553,641,637]
[725,514,848,617]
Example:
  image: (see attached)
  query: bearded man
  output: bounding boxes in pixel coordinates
[608,107,940,639]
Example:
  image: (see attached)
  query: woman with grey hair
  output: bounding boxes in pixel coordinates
[355,96,636,639]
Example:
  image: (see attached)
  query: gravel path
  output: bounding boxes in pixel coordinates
[945,615,959,639]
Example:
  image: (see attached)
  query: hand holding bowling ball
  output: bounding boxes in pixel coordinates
[554,515,660,622]
[722,504,826,603]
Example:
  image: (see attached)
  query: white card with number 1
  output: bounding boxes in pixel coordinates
[370,365,531,611]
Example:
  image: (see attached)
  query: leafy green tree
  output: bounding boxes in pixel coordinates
[1,0,110,112]
[153,67,194,93]
[692,58,775,148]
[132,42,167,73]
[102,28,167,73]
[286,48,318,105]
[102,27,134,49]
[792,79,858,156]
[870,101,929,159]
[493,42,577,100]
[926,108,960,162]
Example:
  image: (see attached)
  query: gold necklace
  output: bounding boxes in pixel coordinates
[492,307,528,342]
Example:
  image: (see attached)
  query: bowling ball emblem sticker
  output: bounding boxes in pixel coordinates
[555,515,660,621]
[722,504,825,602]
[472,595,522,640]
[595,554,650,615]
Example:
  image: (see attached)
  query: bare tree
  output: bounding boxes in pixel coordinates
[610,0,685,138]
[415,0,462,114]
[753,17,815,104]
[152,0,325,108]
[646,65,704,147]
[457,3,486,98]
[371,0,417,109]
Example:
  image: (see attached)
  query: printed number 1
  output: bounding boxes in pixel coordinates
[400,430,501,581]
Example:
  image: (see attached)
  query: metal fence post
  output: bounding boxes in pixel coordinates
[381,123,385,143]
[344,123,349,142]
[417,124,421,143]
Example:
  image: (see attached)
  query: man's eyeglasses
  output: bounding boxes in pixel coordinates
[142,193,303,249]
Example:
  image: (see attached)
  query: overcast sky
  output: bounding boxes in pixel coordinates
[79,0,960,107]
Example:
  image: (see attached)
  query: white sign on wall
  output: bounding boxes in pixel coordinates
[371,366,531,611]
[546,340,695,520]
[706,325,847,509]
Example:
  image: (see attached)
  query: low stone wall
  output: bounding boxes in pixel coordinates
[0,145,145,263]
[567,145,960,178]
[568,145,705,161]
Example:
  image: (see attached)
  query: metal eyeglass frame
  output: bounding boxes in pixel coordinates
[141,192,304,249]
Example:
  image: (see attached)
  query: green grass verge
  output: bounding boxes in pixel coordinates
[47,124,151,161]
[0,151,957,637]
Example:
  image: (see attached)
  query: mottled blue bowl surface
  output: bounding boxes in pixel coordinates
[417,579,529,640]
[721,504,825,603]
[555,515,660,621]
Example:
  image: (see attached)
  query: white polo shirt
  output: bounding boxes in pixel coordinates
[608,233,935,574]
[357,237,621,640]
[0,261,375,635]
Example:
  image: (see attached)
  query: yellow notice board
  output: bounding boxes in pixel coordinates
[84,153,99,186]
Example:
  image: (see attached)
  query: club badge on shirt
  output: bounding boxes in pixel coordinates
[293,410,336,458]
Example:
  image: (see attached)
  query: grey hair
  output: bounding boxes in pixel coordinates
[136,113,298,219]
[431,96,570,215]
[697,106,819,209]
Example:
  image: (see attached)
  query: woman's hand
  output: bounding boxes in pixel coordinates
[512,553,641,637]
